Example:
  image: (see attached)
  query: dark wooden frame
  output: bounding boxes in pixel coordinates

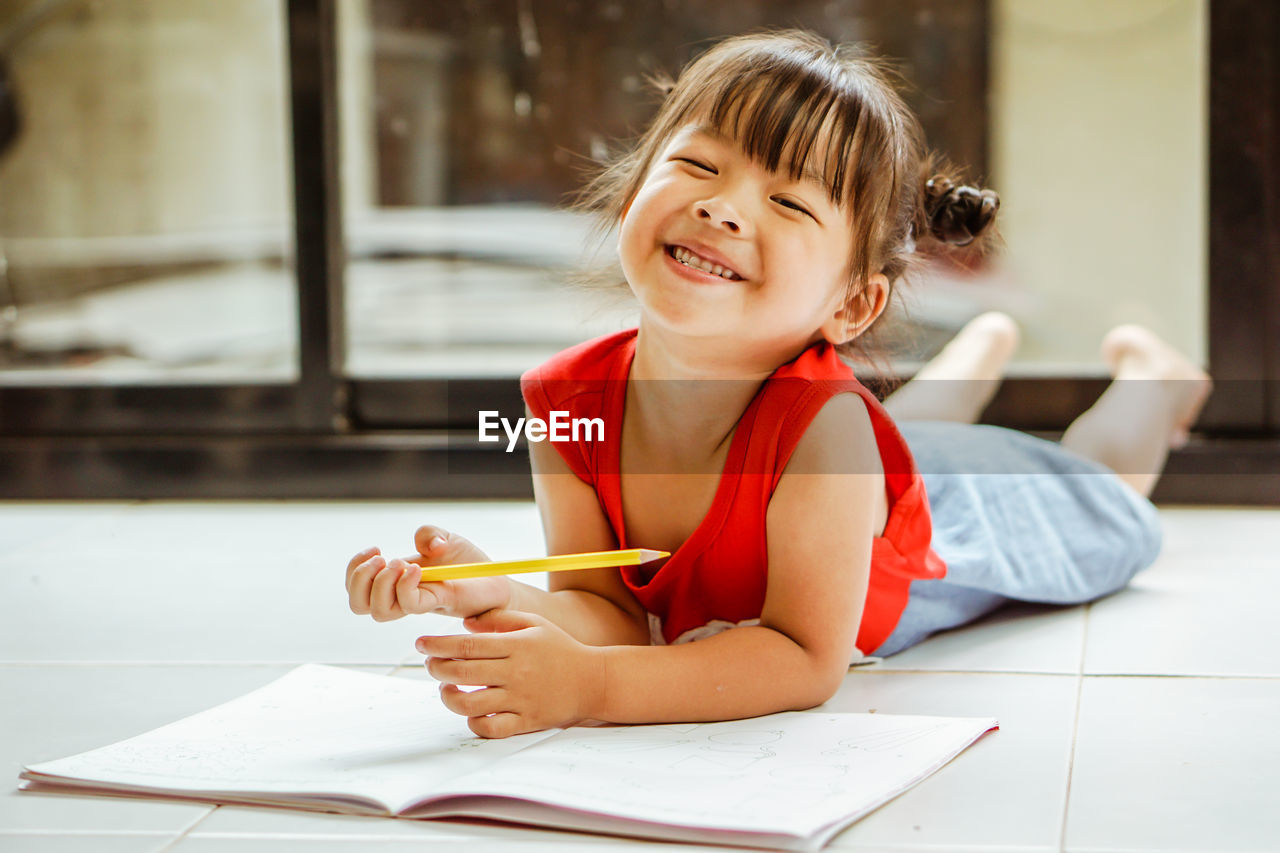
[1205,0,1278,437]
[0,0,1275,503]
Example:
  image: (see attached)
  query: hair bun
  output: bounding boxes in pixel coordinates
[924,175,999,247]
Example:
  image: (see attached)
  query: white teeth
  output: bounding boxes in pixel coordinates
[671,246,739,279]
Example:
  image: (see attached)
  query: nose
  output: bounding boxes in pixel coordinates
[695,197,750,236]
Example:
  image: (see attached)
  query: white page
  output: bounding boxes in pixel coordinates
[22,664,560,813]
[23,664,997,844]
[422,711,998,836]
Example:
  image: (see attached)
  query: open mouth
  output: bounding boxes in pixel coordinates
[665,245,743,281]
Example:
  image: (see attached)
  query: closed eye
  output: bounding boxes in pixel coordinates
[773,197,814,219]
[676,157,717,174]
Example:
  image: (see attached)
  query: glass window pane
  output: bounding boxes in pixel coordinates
[988,0,1207,372]
[339,1,990,378]
[0,0,296,385]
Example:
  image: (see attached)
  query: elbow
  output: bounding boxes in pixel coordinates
[790,681,842,713]
[763,627,851,710]
[816,670,847,708]
[793,656,847,711]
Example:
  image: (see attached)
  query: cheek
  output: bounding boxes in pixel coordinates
[767,233,839,280]
[616,213,643,278]
[807,236,856,289]
[616,191,662,266]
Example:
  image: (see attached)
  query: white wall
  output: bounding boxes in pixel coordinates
[991,0,1206,367]
[0,0,290,239]
[0,0,377,242]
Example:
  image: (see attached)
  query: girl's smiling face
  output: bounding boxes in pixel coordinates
[617,123,883,358]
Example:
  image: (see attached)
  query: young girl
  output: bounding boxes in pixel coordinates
[345,30,1211,739]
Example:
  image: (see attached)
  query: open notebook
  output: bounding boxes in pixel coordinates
[19,664,997,852]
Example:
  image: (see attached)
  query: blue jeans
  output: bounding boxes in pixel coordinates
[872,422,1163,658]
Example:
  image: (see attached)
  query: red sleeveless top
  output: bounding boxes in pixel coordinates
[520,328,946,657]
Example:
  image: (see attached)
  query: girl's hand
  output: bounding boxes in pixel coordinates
[345,526,511,622]
[417,609,606,738]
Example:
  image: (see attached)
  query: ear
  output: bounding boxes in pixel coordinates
[821,273,889,346]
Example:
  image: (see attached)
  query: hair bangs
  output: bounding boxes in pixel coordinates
[693,57,867,210]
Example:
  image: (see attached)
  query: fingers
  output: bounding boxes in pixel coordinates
[426,655,508,687]
[437,686,527,739]
[349,527,490,622]
[394,559,443,615]
[439,684,510,718]
[346,550,385,615]
[414,525,491,565]
[466,711,527,739]
[463,608,545,634]
[414,525,451,558]
[346,546,381,590]
[368,557,406,620]
[417,631,509,660]
[348,552,456,621]
[422,632,510,689]
[370,558,440,621]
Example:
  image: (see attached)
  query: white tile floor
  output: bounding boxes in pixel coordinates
[1,501,1277,852]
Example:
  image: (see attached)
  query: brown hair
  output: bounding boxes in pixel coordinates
[572,29,999,365]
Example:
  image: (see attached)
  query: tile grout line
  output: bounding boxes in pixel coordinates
[860,667,1280,681]
[1058,601,1091,852]
[0,661,414,668]
[154,806,217,853]
[0,831,176,837]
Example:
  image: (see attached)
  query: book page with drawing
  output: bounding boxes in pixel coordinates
[20,664,997,851]
[20,665,559,814]
[411,708,999,848]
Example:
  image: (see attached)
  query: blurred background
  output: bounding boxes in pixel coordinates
[0,0,1272,501]
[0,0,1205,381]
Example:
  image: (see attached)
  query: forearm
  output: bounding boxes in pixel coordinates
[592,625,845,724]
[506,580,649,647]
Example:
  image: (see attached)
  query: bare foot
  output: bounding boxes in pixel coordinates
[1100,325,1212,449]
[914,311,1021,383]
[883,311,1021,424]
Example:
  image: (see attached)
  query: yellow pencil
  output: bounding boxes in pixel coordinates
[418,548,670,582]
